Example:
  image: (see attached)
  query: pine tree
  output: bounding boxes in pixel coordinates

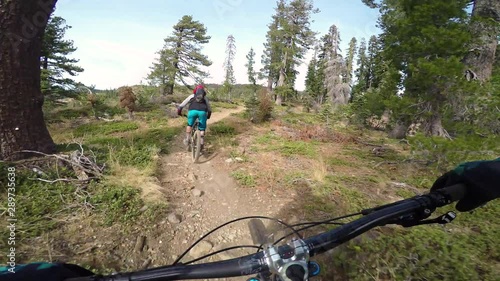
[274,0,319,106]
[222,34,237,100]
[149,15,212,95]
[260,0,286,93]
[345,37,357,85]
[147,49,171,95]
[353,38,368,96]
[245,47,258,89]
[322,24,350,107]
[41,15,84,98]
[462,0,500,81]
[305,53,318,100]
[366,35,382,89]
[1,0,58,160]
[305,46,324,106]
[377,0,471,137]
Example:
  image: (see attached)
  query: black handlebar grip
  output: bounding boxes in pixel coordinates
[438,183,467,202]
[64,277,95,281]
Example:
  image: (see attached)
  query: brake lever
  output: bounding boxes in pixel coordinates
[399,211,457,227]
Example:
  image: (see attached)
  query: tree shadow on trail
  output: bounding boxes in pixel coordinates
[196,151,219,164]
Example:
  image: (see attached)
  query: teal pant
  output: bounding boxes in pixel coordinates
[187,110,208,131]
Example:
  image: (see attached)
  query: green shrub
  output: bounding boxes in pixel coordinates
[333,220,499,281]
[50,108,89,120]
[210,122,236,136]
[231,170,256,187]
[74,121,139,137]
[408,134,500,172]
[89,184,143,226]
[133,127,180,152]
[94,103,126,117]
[0,168,79,242]
[245,90,274,123]
[112,145,160,169]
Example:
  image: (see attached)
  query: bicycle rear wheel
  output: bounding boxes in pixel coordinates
[188,121,198,152]
[192,130,201,163]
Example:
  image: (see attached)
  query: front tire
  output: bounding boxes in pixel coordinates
[248,219,270,245]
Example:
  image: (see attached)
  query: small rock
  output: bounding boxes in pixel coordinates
[225,158,233,163]
[189,241,213,257]
[389,182,413,189]
[234,157,244,162]
[167,213,182,224]
[139,205,148,213]
[188,173,198,182]
[192,189,203,197]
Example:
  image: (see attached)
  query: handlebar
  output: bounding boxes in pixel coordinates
[66,184,466,281]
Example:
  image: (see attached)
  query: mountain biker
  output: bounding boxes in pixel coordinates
[1,157,499,280]
[177,84,212,152]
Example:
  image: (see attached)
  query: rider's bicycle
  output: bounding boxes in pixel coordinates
[177,105,202,163]
[66,183,465,281]
[189,119,202,163]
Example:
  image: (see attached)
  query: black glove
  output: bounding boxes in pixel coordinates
[207,111,211,119]
[431,158,500,212]
[177,107,182,116]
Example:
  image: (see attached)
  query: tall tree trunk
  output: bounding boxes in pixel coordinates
[275,69,284,106]
[422,102,450,138]
[165,82,174,95]
[0,0,57,160]
[427,113,449,138]
[275,51,288,106]
[463,0,500,81]
[266,77,273,92]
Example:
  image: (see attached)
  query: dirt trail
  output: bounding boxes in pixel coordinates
[156,106,294,280]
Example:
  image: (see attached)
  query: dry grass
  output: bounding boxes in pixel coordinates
[312,156,329,183]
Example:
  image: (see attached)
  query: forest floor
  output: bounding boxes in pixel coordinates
[3,99,498,281]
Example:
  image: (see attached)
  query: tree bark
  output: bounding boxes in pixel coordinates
[427,113,450,138]
[388,123,408,139]
[275,69,284,106]
[266,76,273,92]
[0,0,58,160]
[463,0,500,81]
[165,82,174,95]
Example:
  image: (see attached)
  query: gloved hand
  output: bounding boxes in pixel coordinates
[431,158,500,212]
[207,111,212,119]
[0,262,94,281]
[177,107,183,116]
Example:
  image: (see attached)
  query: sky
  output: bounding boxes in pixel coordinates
[53,0,381,91]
